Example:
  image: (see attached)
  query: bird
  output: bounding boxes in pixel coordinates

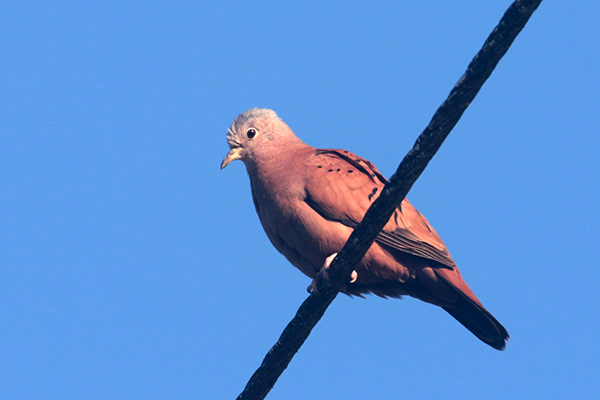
[221,108,509,350]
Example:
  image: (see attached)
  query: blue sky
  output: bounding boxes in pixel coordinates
[1,1,599,399]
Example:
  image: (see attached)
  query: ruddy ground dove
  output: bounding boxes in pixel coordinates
[221,108,509,350]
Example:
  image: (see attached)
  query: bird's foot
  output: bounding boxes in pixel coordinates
[307,253,358,294]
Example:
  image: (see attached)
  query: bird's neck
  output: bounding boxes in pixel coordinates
[246,141,312,198]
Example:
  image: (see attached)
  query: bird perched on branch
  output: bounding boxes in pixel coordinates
[221,108,509,350]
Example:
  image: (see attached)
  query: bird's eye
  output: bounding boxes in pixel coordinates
[246,128,257,139]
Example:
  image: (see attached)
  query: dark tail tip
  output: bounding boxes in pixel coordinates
[443,303,509,350]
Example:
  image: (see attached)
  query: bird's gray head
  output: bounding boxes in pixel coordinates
[220,108,300,169]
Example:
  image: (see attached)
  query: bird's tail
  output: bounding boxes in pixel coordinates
[435,269,509,350]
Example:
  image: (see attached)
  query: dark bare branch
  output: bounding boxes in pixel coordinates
[236,1,543,399]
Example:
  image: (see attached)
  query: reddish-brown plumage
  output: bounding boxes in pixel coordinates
[222,108,509,350]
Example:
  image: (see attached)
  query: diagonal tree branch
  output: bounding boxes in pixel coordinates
[236,1,543,399]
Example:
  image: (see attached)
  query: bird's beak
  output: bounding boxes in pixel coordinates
[220,146,243,169]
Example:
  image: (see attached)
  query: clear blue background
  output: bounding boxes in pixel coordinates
[2,1,599,399]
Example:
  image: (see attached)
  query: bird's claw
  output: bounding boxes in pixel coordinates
[307,253,358,294]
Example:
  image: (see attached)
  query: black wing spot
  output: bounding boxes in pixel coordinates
[314,149,388,184]
[336,168,341,172]
[368,187,378,201]
[348,170,353,173]
[328,169,334,172]
[317,165,322,168]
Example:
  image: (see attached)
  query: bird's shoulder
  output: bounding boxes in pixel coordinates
[300,148,387,224]
[304,148,387,191]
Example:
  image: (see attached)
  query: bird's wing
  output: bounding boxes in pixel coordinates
[303,148,455,268]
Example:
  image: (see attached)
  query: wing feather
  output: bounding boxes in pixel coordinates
[303,148,455,267]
